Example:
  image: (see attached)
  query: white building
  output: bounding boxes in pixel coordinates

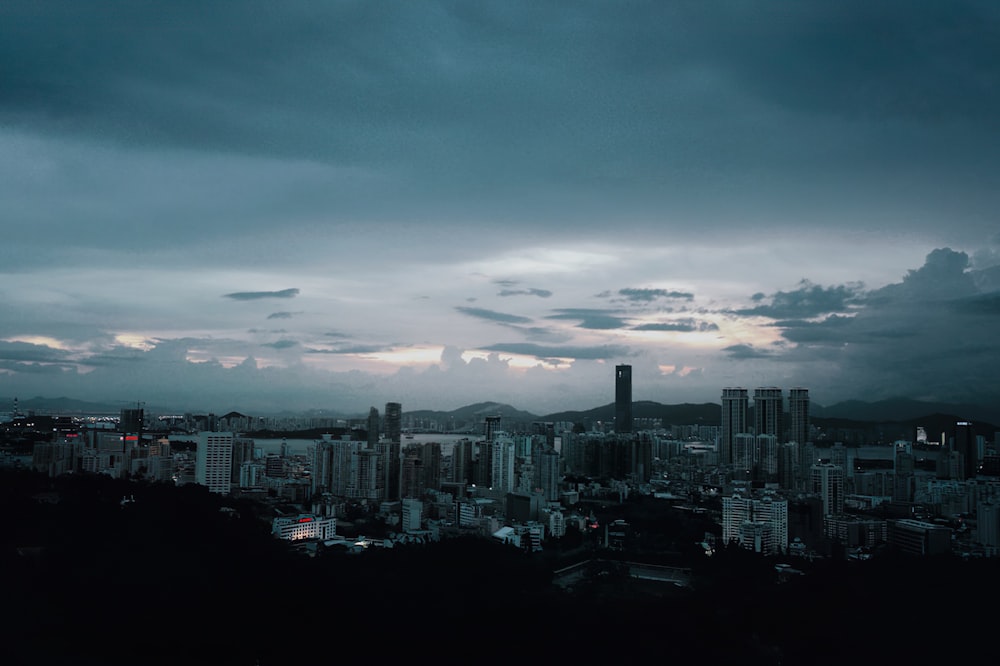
[195,432,234,494]
[722,492,788,555]
[401,498,423,533]
[272,514,338,541]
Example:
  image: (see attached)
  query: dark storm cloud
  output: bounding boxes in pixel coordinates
[546,309,628,330]
[632,319,718,332]
[480,343,630,361]
[0,341,73,364]
[455,307,532,325]
[6,1,997,241]
[498,325,572,344]
[768,249,1000,405]
[0,360,71,374]
[723,344,773,360]
[223,289,300,301]
[735,281,865,319]
[497,288,553,298]
[618,288,694,302]
[267,312,296,320]
[262,340,298,350]
[949,293,1000,316]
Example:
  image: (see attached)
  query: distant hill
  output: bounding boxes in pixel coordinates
[816,397,1000,424]
[2,395,127,415]
[540,401,720,426]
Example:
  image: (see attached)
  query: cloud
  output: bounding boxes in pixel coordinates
[223,288,300,301]
[305,344,393,355]
[262,340,298,350]
[735,281,864,319]
[0,340,74,364]
[722,344,773,360]
[480,342,631,361]
[455,306,532,325]
[498,288,553,298]
[546,308,628,330]
[632,319,718,332]
[618,288,694,302]
[499,325,573,344]
[267,312,296,320]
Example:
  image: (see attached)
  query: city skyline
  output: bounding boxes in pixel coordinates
[2,2,999,415]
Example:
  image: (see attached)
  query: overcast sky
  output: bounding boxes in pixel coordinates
[2,1,999,415]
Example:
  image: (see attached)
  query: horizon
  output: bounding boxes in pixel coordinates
[6,391,1000,428]
[3,2,999,415]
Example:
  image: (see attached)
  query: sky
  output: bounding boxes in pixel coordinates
[2,1,999,416]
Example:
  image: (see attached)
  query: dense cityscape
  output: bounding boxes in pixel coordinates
[3,365,999,664]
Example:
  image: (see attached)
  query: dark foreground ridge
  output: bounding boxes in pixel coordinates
[3,469,996,665]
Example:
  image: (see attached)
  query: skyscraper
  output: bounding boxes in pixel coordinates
[384,402,402,444]
[811,463,844,516]
[953,420,977,480]
[753,387,783,441]
[720,388,748,466]
[615,365,632,434]
[195,431,234,494]
[383,402,402,500]
[367,406,379,449]
[788,388,810,445]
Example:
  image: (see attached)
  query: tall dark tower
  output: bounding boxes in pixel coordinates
[615,365,632,434]
[788,388,810,445]
[721,388,748,465]
[366,406,379,449]
[753,387,783,441]
[383,402,402,500]
[954,421,977,480]
[484,415,502,443]
[384,402,402,443]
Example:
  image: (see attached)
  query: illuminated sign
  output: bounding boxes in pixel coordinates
[297,517,314,523]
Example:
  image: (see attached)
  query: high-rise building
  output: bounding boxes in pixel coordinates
[720,388,748,466]
[722,492,788,555]
[788,388,810,445]
[538,448,561,502]
[811,463,844,516]
[954,421,977,480]
[490,437,516,492]
[367,407,379,449]
[484,415,502,443]
[384,402,402,444]
[753,387,783,441]
[195,431,234,494]
[615,365,632,434]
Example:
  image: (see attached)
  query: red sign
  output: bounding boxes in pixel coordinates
[297,517,314,523]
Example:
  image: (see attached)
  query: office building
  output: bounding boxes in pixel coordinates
[753,387,783,441]
[484,415,502,443]
[538,448,561,502]
[887,519,951,556]
[384,402,402,443]
[788,388,810,445]
[401,498,423,532]
[811,463,845,516]
[271,514,337,541]
[615,365,632,434]
[195,431,234,494]
[721,388,749,466]
[954,421,977,480]
[367,407,379,449]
